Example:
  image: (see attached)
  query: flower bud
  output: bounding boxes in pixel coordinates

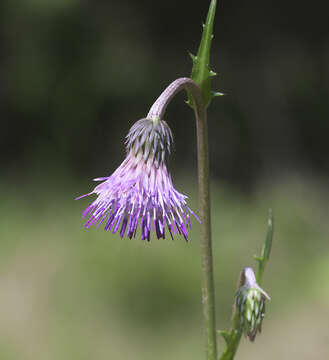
[235,267,270,342]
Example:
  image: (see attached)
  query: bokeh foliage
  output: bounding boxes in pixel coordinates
[1,0,329,186]
[0,177,328,359]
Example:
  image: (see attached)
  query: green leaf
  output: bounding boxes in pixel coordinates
[188,0,218,108]
[262,208,274,261]
[256,209,274,285]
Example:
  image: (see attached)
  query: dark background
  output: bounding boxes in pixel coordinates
[0,1,328,360]
[1,0,328,188]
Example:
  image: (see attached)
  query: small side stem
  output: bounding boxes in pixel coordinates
[219,329,242,360]
[147,77,217,360]
[219,211,274,360]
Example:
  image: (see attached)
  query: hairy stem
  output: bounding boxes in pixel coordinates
[147,77,217,360]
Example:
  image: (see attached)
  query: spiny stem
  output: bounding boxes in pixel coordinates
[147,77,217,360]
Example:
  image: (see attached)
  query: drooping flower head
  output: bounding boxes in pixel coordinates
[77,118,200,241]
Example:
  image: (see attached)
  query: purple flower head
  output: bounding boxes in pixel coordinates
[77,118,200,241]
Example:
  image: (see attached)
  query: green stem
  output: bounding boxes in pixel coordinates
[218,292,242,360]
[219,328,242,360]
[195,96,217,360]
[189,2,219,357]
[147,77,217,360]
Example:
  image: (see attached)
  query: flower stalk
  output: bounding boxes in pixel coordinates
[195,96,217,360]
[147,75,217,360]
[148,0,220,348]
[189,1,220,358]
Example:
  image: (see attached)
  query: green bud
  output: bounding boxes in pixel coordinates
[235,267,270,342]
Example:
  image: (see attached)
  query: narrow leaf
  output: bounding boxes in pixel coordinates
[189,0,218,107]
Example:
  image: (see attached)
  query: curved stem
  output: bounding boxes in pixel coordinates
[147,78,217,360]
[219,328,242,360]
[147,78,205,121]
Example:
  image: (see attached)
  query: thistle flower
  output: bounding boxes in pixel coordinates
[235,267,270,342]
[77,118,199,241]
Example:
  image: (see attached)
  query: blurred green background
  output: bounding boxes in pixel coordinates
[1,1,328,359]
